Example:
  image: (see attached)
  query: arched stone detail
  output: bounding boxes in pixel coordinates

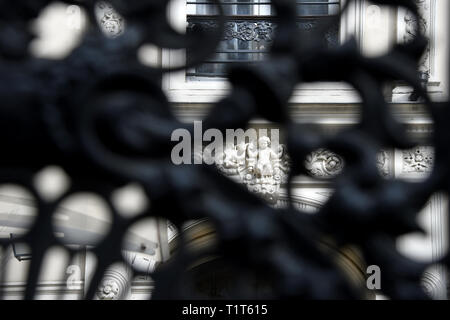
[167,197,374,299]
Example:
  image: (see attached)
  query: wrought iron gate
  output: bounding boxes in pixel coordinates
[0,0,449,300]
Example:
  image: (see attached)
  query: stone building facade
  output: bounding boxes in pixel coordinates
[0,0,448,299]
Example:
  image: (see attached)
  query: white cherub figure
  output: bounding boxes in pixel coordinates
[255,136,278,179]
[246,141,258,172]
[235,142,247,167]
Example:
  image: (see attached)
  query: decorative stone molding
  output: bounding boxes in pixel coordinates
[187,20,339,47]
[97,264,130,300]
[95,1,125,38]
[305,149,391,178]
[275,196,321,212]
[215,137,290,204]
[188,21,275,42]
[98,279,120,300]
[305,149,344,178]
[215,145,391,195]
[402,146,434,173]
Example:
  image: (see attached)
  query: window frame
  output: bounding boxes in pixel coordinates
[162,0,447,104]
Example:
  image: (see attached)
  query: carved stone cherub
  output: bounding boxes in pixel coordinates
[235,142,247,167]
[246,141,258,173]
[254,136,279,180]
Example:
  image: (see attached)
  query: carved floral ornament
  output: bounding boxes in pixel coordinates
[97,279,120,300]
[304,149,344,178]
[223,21,275,42]
[402,146,434,173]
[187,20,320,43]
[95,1,125,38]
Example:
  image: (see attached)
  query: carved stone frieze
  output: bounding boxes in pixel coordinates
[224,21,275,42]
[187,20,337,46]
[305,149,391,178]
[209,144,394,202]
[305,149,344,178]
[215,137,290,204]
[402,146,434,173]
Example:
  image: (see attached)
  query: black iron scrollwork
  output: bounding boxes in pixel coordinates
[0,0,448,300]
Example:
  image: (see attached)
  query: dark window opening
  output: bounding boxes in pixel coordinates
[186,0,340,79]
